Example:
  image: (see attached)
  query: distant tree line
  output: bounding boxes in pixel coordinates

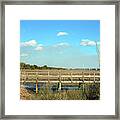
[20,62,100,70]
[20,62,66,70]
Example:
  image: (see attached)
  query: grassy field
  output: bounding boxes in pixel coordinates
[20,83,100,100]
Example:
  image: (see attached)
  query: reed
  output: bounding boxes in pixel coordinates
[20,83,100,100]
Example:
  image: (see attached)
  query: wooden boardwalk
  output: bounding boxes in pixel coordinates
[20,69,100,93]
[20,69,100,83]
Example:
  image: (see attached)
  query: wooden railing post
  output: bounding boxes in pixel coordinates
[78,80,81,89]
[36,72,38,96]
[48,71,50,83]
[60,71,61,82]
[36,79,38,96]
[58,82,62,91]
[58,71,61,91]
[70,72,73,83]
[82,70,85,99]
[82,71,84,83]
[47,70,50,91]
[89,68,90,83]
[94,70,95,83]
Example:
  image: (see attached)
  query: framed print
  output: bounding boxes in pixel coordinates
[0,0,119,119]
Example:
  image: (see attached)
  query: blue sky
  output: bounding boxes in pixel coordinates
[20,20,100,68]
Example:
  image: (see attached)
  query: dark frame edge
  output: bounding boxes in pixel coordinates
[0,1,1,119]
[115,2,120,119]
[1,0,119,5]
[1,1,5,119]
[0,0,120,119]
[2,115,119,119]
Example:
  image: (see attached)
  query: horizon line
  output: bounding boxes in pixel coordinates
[20,62,100,69]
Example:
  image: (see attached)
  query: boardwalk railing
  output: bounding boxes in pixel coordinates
[20,69,100,94]
[20,69,100,83]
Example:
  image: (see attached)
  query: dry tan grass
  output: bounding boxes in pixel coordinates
[20,87,33,100]
[20,83,100,100]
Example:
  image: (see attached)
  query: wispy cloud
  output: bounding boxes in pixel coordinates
[57,31,68,36]
[35,44,44,51]
[35,46,43,51]
[20,53,28,57]
[53,42,70,48]
[21,40,37,47]
[80,39,99,46]
[21,39,44,51]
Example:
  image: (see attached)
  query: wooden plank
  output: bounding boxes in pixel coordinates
[20,80,100,83]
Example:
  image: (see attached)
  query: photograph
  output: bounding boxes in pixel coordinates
[20,20,100,100]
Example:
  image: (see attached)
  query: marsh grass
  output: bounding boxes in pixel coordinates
[20,83,100,100]
[31,89,83,100]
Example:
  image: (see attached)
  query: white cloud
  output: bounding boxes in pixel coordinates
[21,40,37,47]
[53,42,70,48]
[57,32,68,36]
[35,46,43,51]
[35,44,44,51]
[80,39,99,46]
[21,39,44,52]
[20,53,28,57]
